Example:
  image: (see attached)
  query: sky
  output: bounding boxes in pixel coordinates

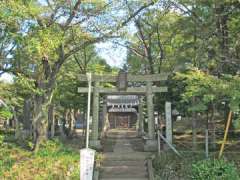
[0,73,14,83]
[0,42,126,83]
[95,42,127,67]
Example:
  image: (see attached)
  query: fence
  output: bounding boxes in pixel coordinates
[171,129,240,159]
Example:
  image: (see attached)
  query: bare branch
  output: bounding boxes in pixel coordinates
[64,0,82,28]
[118,0,155,29]
[113,41,146,58]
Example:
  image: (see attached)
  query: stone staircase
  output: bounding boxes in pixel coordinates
[99,130,151,180]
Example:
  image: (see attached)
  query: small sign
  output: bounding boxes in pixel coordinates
[80,148,95,180]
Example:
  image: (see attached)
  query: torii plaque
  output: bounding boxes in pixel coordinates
[117,70,127,91]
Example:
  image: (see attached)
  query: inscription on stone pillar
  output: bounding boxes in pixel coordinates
[117,70,127,91]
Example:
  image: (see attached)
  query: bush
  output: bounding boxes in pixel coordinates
[153,152,194,179]
[192,159,240,180]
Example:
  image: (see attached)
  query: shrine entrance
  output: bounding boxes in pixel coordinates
[77,72,172,151]
[108,112,137,129]
[107,95,138,129]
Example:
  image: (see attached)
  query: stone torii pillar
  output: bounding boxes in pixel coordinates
[90,81,101,149]
[101,98,108,138]
[138,96,144,136]
[146,81,155,139]
[144,81,157,151]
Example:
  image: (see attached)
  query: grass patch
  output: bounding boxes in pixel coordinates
[0,131,80,180]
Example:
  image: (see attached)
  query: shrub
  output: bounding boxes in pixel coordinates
[153,152,193,179]
[192,159,240,180]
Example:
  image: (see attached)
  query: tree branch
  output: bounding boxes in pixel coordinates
[117,0,155,29]
[64,0,82,28]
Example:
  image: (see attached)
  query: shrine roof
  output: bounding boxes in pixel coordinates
[106,95,139,106]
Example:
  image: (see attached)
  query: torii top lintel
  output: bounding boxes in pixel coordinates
[78,73,169,82]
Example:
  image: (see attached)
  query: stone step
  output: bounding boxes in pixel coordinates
[101,165,147,172]
[103,152,151,161]
[100,178,148,180]
[106,132,138,138]
[100,164,148,178]
[106,135,139,139]
[100,170,148,179]
[100,173,148,179]
[102,160,146,167]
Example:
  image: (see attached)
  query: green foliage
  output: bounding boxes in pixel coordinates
[174,69,219,113]
[174,69,240,115]
[192,159,240,180]
[0,132,18,177]
[153,152,204,179]
[15,74,44,96]
[0,134,4,145]
[153,153,190,179]
[0,107,13,119]
[153,153,240,180]
[36,138,77,158]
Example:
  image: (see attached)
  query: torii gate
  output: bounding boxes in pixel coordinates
[78,73,172,151]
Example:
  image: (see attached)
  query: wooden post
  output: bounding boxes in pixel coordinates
[165,102,172,144]
[219,111,232,158]
[205,129,209,158]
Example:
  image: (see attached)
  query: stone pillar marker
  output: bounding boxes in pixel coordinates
[90,81,101,149]
[165,101,172,144]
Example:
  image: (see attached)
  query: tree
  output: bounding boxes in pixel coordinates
[0,0,157,151]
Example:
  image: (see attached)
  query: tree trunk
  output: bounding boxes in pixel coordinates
[64,109,70,135]
[60,118,66,139]
[32,94,50,152]
[215,2,229,73]
[209,103,216,149]
[48,104,55,138]
[23,98,32,130]
[192,112,197,151]
[69,108,76,137]
[59,109,68,139]
[30,44,65,152]
[13,107,21,139]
